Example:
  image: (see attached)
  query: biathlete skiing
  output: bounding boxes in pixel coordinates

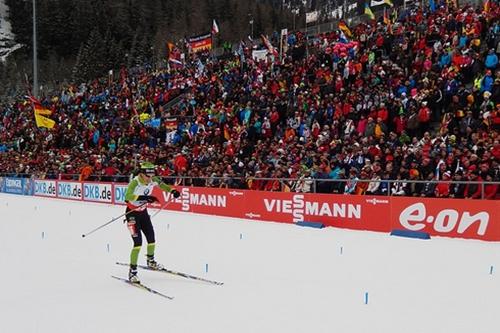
[124,162,180,283]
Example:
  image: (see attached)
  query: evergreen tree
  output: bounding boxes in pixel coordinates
[2,0,296,95]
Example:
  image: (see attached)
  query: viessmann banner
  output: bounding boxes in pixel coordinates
[26,180,500,242]
[150,186,500,241]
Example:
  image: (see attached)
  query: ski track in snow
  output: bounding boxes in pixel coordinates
[1,193,500,333]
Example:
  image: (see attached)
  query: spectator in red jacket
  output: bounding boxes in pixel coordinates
[484,173,499,199]
[464,171,483,199]
[435,171,451,198]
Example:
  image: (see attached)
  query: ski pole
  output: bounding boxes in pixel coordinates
[150,196,176,219]
[81,203,147,238]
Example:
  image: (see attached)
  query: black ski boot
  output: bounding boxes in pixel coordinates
[128,265,140,283]
[147,255,164,270]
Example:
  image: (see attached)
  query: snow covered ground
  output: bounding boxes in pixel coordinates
[1,193,500,333]
[0,0,22,62]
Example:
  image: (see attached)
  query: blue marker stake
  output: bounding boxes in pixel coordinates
[205,263,209,273]
[365,292,369,305]
[490,266,494,275]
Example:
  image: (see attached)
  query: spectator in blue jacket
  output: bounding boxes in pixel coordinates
[481,70,494,92]
[485,49,498,69]
[439,52,451,68]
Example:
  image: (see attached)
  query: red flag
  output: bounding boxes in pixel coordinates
[260,35,278,57]
[212,19,219,35]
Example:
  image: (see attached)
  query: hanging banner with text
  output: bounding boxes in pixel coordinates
[188,33,212,53]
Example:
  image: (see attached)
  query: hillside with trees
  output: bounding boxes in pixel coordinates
[0,0,299,96]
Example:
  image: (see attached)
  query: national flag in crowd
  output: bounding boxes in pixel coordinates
[167,42,175,53]
[169,57,183,66]
[383,8,391,25]
[27,96,56,129]
[27,95,52,116]
[188,33,213,53]
[370,0,393,7]
[390,8,398,23]
[364,4,375,20]
[338,21,352,38]
[167,42,183,67]
[34,113,56,129]
[212,19,220,35]
[223,125,231,141]
[483,0,491,13]
[260,34,278,57]
[165,117,178,130]
[339,30,349,43]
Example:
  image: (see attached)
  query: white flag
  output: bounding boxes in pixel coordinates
[306,11,319,23]
[370,0,386,6]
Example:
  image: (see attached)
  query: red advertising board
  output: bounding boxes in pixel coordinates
[243,191,391,232]
[390,197,500,241]
[148,186,500,241]
[32,179,500,242]
[150,186,244,217]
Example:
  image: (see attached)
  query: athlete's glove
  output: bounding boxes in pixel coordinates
[137,195,158,203]
[171,190,181,198]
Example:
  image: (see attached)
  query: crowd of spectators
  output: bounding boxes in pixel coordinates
[0,2,499,199]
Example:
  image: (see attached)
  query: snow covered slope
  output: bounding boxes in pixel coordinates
[1,193,500,333]
[0,0,22,62]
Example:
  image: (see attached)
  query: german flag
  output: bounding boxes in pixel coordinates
[27,95,52,116]
[27,96,55,129]
[338,21,352,38]
[484,0,491,13]
[383,8,391,25]
[34,113,56,129]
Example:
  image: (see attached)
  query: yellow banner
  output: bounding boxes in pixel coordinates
[35,113,56,129]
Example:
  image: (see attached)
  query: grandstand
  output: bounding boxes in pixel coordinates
[0,1,499,200]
